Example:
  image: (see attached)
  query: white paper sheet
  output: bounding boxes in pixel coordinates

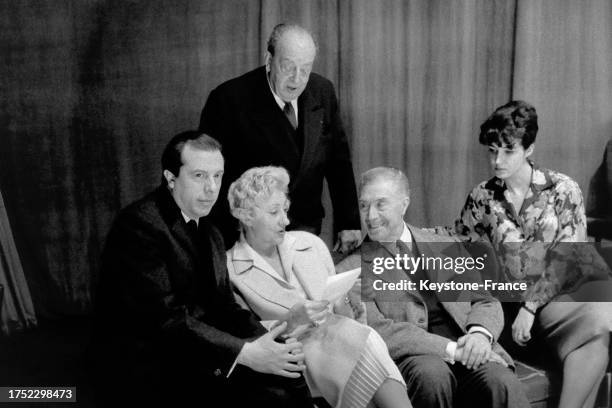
[321,267,361,303]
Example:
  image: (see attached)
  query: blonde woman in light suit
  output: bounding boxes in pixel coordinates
[225,166,411,408]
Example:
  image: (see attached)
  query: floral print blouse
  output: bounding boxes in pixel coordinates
[438,161,600,307]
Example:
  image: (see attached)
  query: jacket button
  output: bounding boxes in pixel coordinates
[213,368,222,376]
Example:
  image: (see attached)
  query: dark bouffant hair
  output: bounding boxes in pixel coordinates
[479,100,539,148]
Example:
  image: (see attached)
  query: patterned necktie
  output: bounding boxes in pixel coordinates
[398,239,427,283]
[283,102,298,130]
[396,240,412,257]
[396,240,418,276]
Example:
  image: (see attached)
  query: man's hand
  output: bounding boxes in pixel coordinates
[512,307,535,346]
[284,336,305,367]
[239,322,306,378]
[487,351,509,367]
[334,230,361,254]
[455,332,492,370]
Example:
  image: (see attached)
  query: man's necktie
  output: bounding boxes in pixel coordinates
[398,240,427,282]
[396,240,412,257]
[396,240,419,276]
[187,219,198,239]
[283,102,298,130]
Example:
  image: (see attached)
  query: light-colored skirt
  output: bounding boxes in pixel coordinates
[339,330,406,408]
[301,314,405,408]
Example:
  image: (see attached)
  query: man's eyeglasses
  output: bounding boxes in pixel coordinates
[278,60,312,79]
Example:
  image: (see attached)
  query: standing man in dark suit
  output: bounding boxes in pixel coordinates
[338,167,529,408]
[93,131,312,407]
[199,23,361,253]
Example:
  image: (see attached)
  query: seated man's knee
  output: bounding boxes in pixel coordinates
[463,361,527,407]
[477,362,521,390]
[465,362,529,407]
[399,355,455,406]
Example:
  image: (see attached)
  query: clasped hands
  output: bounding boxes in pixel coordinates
[454,332,508,370]
[455,306,535,371]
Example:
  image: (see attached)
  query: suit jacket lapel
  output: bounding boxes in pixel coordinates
[156,186,200,262]
[408,225,439,283]
[170,219,200,262]
[362,238,419,291]
[278,234,327,300]
[296,86,323,179]
[408,224,473,323]
[229,238,298,310]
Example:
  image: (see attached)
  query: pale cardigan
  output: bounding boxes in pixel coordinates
[227,231,371,407]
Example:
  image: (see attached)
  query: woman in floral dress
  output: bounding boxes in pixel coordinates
[441,101,609,408]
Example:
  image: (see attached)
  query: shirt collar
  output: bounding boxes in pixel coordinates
[484,160,554,193]
[530,162,554,191]
[399,223,414,251]
[362,222,412,258]
[180,211,198,226]
[363,222,412,244]
[230,232,300,276]
[265,69,299,115]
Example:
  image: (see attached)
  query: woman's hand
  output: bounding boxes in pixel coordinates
[333,280,364,320]
[512,307,535,346]
[333,296,354,318]
[287,300,330,331]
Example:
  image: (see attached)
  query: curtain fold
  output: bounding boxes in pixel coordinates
[338,0,516,227]
[0,190,37,334]
[512,0,612,189]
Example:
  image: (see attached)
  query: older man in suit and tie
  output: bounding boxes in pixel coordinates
[199,23,360,253]
[93,131,312,408]
[339,166,529,408]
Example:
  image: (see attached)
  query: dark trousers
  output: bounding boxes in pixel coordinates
[398,355,529,408]
[225,366,313,408]
[94,360,312,408]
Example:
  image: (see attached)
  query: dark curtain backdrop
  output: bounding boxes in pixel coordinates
[1,0,611,320]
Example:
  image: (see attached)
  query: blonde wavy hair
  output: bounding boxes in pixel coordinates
[227,166,290,226]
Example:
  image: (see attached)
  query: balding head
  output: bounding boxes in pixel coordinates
[267,24,317,56]
[265,24,317,102]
